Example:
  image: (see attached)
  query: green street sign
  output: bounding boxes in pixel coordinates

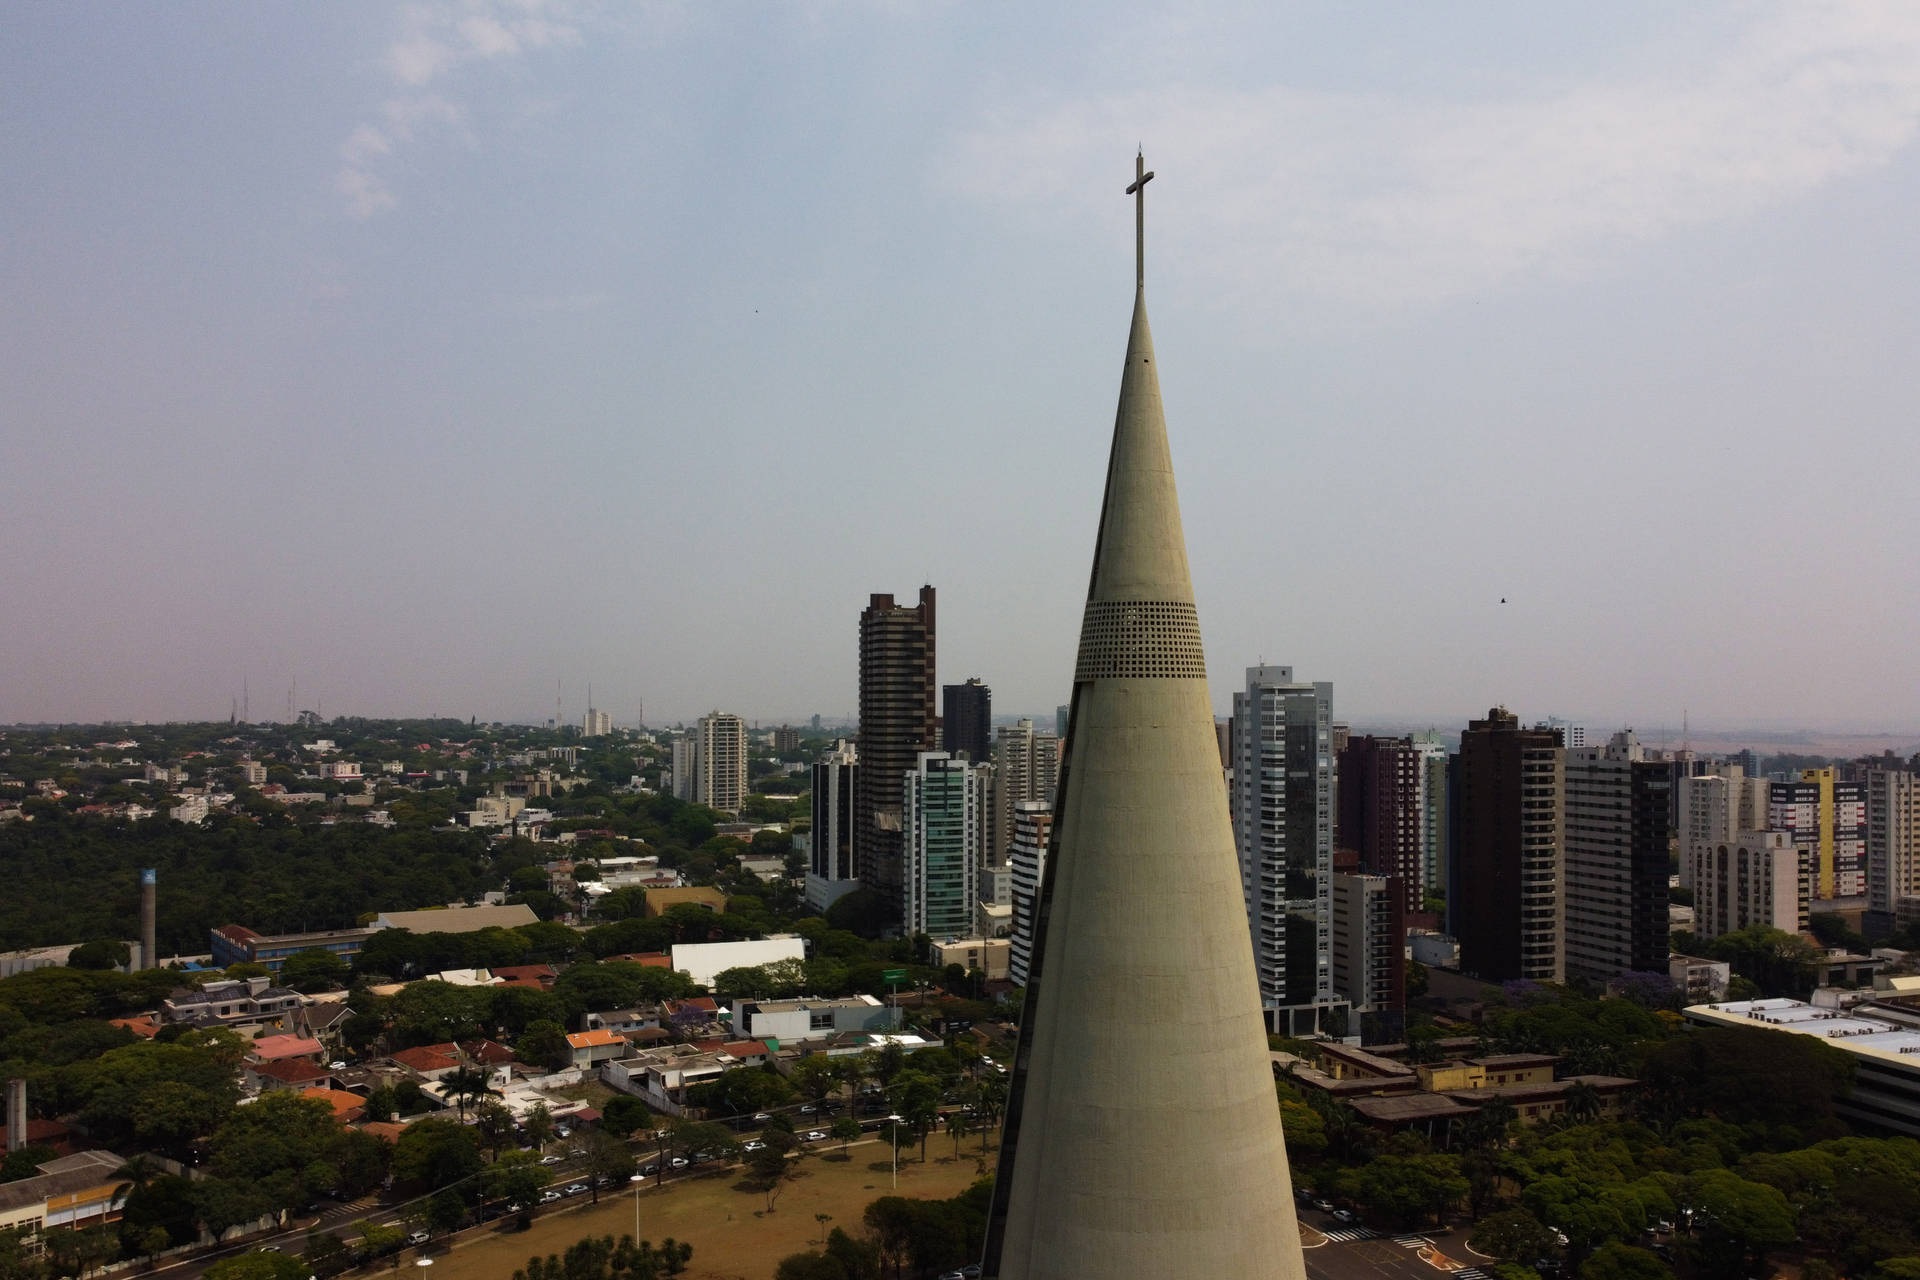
[883,968,907,984]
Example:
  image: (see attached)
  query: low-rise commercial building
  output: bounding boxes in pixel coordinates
[730,994,898,1044]
[210,924,374,973]
[1684,997,1920,1136]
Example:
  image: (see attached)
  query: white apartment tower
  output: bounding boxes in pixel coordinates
[991,718,1061,865]
[1688,831,1808,939]
[1412,736,1449,902]
[669,734,698,803]
[1330,871,1403,1016]
[1867,768,1920,918]
[1676,767,1770,889]
[1231,665,1338,1035]
[695,711,747,816]
[1007,801,1052,987]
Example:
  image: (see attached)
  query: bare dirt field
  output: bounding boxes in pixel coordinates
[419,1139,994,1280]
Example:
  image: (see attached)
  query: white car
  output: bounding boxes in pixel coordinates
[539,1154,564,1166]
[742,1140,767,1152]
[804,1130,828,1142]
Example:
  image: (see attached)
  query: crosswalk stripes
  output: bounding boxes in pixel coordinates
[1393,1235,1430,1249]
[1453,1268,1490,1280]
[1317,1228,1378,1243]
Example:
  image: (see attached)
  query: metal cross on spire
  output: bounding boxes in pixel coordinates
[1126,150,1154,288]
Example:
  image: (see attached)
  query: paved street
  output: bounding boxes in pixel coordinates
[1300,1207,1485,1280]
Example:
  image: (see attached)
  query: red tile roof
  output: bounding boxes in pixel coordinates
[250,1059,333,1085]
[389,1044,461,1074]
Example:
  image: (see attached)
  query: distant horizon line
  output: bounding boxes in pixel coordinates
[5,711,1919,751]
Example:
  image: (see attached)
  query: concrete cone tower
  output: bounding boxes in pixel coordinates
[982,156,1307,1280]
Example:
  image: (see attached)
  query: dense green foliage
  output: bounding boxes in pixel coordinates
[0,814,499,954]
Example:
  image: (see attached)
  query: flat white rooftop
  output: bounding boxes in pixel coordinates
[1686,998,1920,1062]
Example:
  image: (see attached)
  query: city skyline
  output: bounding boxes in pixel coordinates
[7,4,1920,731]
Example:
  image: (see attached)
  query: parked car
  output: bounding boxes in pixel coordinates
[406,1231,429,1245]
[1331,1209,1358,1225]
[743,1140,767,1152]
[539,1154,564,1165]
[804,1130,828,1142]
[564,1182,588,1196]
[540,1190,562,1204]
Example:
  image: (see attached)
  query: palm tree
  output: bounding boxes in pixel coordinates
[443,1064,494,1120]
[1562,1080,1602,1124]
[945,1109,970,1160]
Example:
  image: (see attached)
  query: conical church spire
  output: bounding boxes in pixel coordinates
[982,158,1307,1280]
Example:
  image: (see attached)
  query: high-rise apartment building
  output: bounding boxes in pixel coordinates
[1676,766,1770,889]
[1231,665,1339,1035]
[1561,730,1672,982]
[942,678,992,763]
[856,587,937,909]
[583,707,613,737]
[1453,708,1564,983]
[1006,801,1052,986]
[806,739,859,912]
[990,718,1060,865]
[1336,735,1424,913]
[695,711,746,816]
[901,751,981,939]
[669,733,698,803]
[1330,871,1405,1038]
[1412,736,1450,906]
[1688,830,1808,939]
[1770,769,1866,900]
[1867,767,1920,919]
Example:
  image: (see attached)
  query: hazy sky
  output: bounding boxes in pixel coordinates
[6,2,1920,735]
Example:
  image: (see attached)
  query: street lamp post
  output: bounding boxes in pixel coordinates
[630,1173,644,1244]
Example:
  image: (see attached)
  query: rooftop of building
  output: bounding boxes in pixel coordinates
[737,995,882,1014]
[1685,997,1920,1068]
[371,903,540,933]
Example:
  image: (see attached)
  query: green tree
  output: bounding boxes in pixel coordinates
[443,1063,496,1121]
[582,1129,635,1204]
[1341,1153,1468,1230]
[524,1101,556,1151]
[515,1019,571,1071]
[426,1187,467,1235]
[391,1118,483,1193]
[484,1150,553,1221]
[474,1100,518,1160]
[1582,1243,1674,1280]
[278,948,350,992]
[1470,1209,1559,1265]
[1683,1168,1796,1280]
[66,939,130,971]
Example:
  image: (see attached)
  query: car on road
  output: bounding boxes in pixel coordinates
[753,1112,773,1122]
[564,1182,588,1196]
[1331,1209,1358,1225]
[799,1103,818,1114]
[406,1231,429,1245]
[743,1140,767,1152]
[640,1163,659,1175]
[1312,1199,1334,1213]
[539,1154,564,1165]
[803,1130,828,1142]
[540,1190,562,1204]
[669,1157,688,1169]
